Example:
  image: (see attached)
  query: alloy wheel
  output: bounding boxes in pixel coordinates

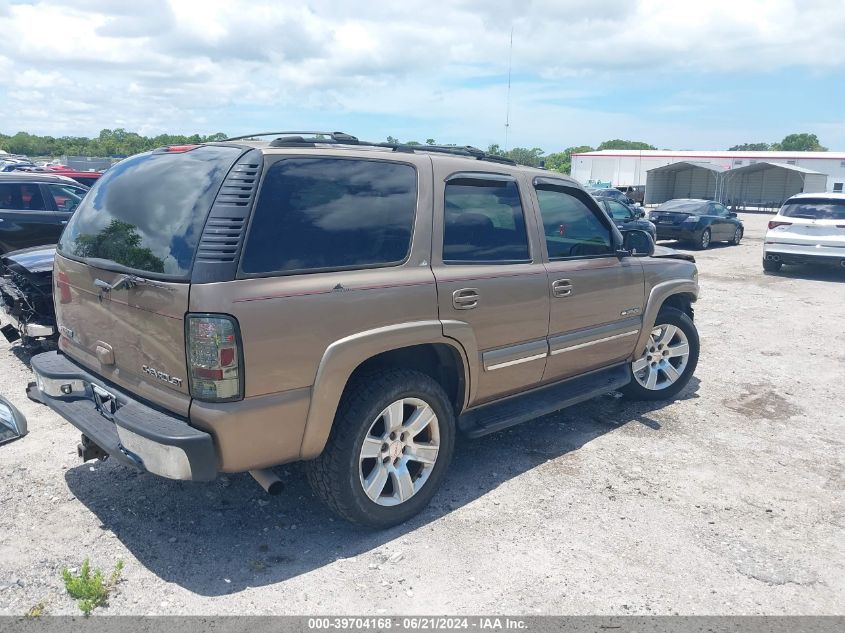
[631,324,691,391]
[700,229,711,249]
[359,397,440,506]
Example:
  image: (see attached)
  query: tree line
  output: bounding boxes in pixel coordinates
[0,129,228,158]
[728,133,827,152]
[1,129,828,174]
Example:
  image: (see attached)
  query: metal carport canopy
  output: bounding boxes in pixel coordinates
[722,161,827,208]
[644,161,727,205]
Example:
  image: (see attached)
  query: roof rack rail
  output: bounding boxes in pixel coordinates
[225,131,517,166]
[224,131,357,142]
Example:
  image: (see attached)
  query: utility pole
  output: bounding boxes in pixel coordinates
[504,26,513,151]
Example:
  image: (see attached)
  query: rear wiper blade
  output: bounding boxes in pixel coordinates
[94,274,172,292]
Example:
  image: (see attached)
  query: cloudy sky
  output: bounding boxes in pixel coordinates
[1,0,844,152]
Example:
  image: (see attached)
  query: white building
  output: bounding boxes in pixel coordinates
[571,150,845,194]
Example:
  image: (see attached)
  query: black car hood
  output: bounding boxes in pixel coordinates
[651,244,696,263]
[2,245,56,273]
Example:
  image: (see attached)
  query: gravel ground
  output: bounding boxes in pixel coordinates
[0,212,842,616]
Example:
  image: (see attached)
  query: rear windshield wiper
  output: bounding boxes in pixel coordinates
[94,274,173,292]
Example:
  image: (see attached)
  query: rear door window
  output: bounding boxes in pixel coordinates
[240,158,417,275]
[442,177,530,263]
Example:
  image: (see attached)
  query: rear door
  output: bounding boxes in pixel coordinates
[54,144,244,416]
[529,178,645,382]
[431,167,550,405]
[0,182,63,253]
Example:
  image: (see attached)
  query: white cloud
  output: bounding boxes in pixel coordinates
[1,0,844,149]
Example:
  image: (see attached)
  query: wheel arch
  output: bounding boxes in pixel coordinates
[633,281,699,357]
[299,321,472,459]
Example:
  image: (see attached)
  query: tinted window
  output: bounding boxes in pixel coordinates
[535,186,613,258]
[241,158,417,275]
[606,200,633,220]
[46,184,87,213]
[443,178,530,263]
[0,183,46,211]
[780,199,845,220]
[58,145,241,277]
[656,200,708,215]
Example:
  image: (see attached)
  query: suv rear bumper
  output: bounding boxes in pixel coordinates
[764,242,845,266]
[30,351,217,481]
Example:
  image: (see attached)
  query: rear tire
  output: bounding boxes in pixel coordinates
[695,228,711,250]
[622,307,699,401]
[305,369,456,528]
[762,258,782,272]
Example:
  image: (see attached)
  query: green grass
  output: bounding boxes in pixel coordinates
[61,559,124,616]
[25,601,46,618]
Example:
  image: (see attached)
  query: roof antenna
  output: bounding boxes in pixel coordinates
[504,26,513,152]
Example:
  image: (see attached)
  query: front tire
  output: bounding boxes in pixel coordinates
[731,226,743,245]
[305,369,456,528]
[622,307,699,401]
[762,258,782,272]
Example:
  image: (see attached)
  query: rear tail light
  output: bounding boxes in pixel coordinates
[56,271,72,304]
[186,314,243,402]
[768,221,792,229]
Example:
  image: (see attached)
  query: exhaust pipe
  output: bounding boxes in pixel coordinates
[766,254,781,262]
[840,260,845,268]
[250,468,284,495]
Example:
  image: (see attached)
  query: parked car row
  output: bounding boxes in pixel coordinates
[1,135,841,529]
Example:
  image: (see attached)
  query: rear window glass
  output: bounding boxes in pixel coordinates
[781,199,845,220]
[656,200,707,214]
[240,158,417,275]
[58,145,240,277]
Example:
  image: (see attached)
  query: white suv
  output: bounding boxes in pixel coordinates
[763,193,845,272]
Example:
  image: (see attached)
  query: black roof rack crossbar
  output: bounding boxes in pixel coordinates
[358,142,517,165]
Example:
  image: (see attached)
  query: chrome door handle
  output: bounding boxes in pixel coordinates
[452,288,480,310]
[552,279,573,297]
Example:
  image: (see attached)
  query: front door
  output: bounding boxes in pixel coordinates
[528,179,645,382]
[431,168,550,405]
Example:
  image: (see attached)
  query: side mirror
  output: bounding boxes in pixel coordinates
[728,211,737,218]
[619,229,655,258]
[637,209,646,218]
[0,396,27,445]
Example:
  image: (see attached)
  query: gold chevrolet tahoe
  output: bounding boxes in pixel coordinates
[30,132,699,528]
